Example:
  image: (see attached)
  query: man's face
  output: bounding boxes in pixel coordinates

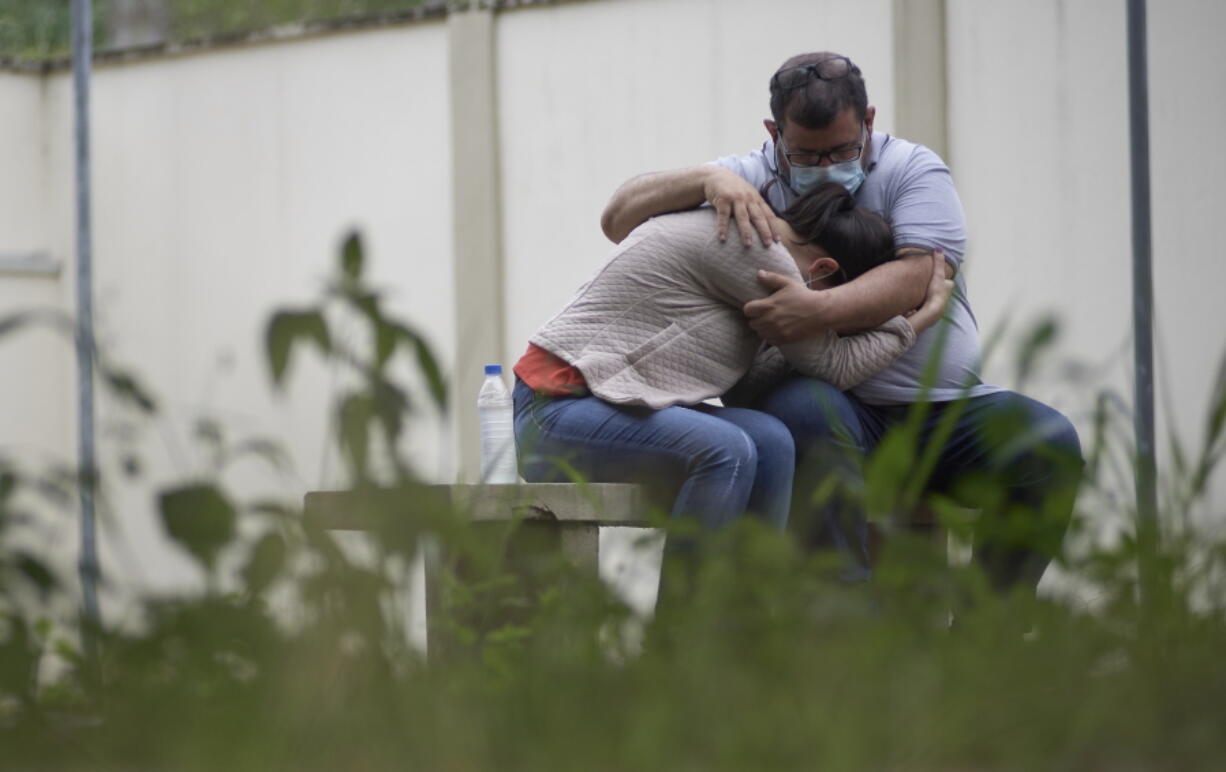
[766,105,876,180]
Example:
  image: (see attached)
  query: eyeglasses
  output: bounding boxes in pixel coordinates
[769,56,859,93]
[778,129,865,168]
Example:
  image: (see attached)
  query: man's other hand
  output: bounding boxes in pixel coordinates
[743,270,823,343]
[903,250,955,333]
[703,168,778,248]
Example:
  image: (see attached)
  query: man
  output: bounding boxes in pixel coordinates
[600,52,1082,592]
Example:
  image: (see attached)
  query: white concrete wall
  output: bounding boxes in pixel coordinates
[0,72,78,603]
[0,73,72,465]
[1147,0,1226,523]
[947,0,1226,528]
[2,0,1224,610]
[496,0,896,360]
[12,23,456,599]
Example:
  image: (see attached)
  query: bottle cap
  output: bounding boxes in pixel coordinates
[484,364,502,375]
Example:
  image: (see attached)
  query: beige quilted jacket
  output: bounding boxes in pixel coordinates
[530,208,916,409]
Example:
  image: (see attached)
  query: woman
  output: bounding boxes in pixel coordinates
[511,183,951,548]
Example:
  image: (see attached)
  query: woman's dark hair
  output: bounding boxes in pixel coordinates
[779,182,894,283]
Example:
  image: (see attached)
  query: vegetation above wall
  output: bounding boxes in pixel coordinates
[0,0,438,61]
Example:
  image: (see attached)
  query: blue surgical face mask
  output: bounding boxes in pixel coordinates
[778,129,868,196]
[787,158,865,196]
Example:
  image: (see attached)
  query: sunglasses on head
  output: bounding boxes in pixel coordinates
[770,56,859,92]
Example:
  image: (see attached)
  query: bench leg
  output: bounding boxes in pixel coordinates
[559,523,599,571]
[422,536,446,658]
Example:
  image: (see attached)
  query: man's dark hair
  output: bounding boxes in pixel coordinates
[769,52,868,129]
[780,182,894,283]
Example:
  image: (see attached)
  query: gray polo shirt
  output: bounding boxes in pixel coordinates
[711,132,1000,404]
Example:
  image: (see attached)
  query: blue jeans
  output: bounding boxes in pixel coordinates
[742,376,1084,590]
[512,380,794,544]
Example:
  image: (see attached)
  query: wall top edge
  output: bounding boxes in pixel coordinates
[0,0,586,75]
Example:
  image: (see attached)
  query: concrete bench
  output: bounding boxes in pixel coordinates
[304,483,958,571]
[304,484,965,651]
[304,482,649,568]
[304,482,650,652]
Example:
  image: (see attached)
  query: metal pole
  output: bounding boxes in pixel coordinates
[1126,0,1158,594]
[71,0,101,655]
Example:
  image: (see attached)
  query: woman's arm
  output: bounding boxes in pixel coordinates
[776,321,914,391]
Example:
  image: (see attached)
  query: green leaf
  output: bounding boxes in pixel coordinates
[158,483,238,571]
[395,323,448,411]
[337,394,374,477]
[1015,316,1059,387]
[341,231,364,280]
[0,311,34,339]
[1209,352,1226,449]
[242,532,287,596]
[101,366,158,413]
[265,309,331,386]
[14,552,56,597]
[352,291,380,320]
[298,311,331,351]
[266,312,295,386]
[414,337,448,412]
[0,471,16,504]
[375,320,396,369]
[371,378,409,443]
[863,427,918,521]
[0,613,36,699]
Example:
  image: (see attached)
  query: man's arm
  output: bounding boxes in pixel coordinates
[743,251,934,342]
[600,166,777,247]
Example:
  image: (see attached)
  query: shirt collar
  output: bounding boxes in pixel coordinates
[864,130,887,173]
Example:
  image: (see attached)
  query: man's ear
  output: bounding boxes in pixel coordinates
[864,106,877,133]
[764,119,779,142]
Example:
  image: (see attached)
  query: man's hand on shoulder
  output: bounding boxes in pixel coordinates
[702,167,779,248]
[743,270,826,343]
[601,165,778,247]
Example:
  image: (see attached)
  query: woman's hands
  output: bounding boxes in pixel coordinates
[904,250,955,333]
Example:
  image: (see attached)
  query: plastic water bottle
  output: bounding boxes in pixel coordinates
[478,364,518,484]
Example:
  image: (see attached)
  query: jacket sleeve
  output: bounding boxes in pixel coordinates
[776,319,916,391]
[723,344,792,406]
[692,223,917,391]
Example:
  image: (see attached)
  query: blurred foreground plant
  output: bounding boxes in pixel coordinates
[0,237,1224,770]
